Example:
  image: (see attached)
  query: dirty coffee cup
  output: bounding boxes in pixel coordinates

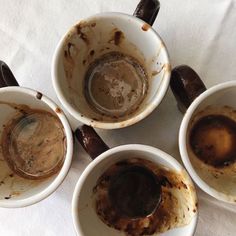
[72,126,198,236]
[0,61,73,208]
[171,65,236,204]
[52,0,171,129]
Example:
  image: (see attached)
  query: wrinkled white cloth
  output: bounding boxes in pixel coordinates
[0,0,236,235]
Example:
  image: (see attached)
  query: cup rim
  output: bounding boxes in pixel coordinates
[179,80,236,204]
[72,144,198,236]
[0,86,73,208]
[52,12,171,129]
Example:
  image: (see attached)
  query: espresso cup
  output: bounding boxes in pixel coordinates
[52,0,171,129]
[0,61,73,208]
[171,65,236,204]
[72,126,198,236]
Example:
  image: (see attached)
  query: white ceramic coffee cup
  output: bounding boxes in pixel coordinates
[171,65,236,204]
[0,62,73,208]
[72,144,198,236]
[52,9,170,129]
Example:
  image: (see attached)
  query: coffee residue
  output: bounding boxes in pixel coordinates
[84,51,149,119]
[76,23,89,45]
[93,158,197,236]
[142,23,151,31]
[1,102,66,180]
[108,29,125,46]
[190,114,236,167]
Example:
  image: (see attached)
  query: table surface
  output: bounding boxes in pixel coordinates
[0,0,236,235]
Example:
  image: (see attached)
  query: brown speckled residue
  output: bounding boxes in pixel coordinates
[76,23,89,45]
[142,23,151,31]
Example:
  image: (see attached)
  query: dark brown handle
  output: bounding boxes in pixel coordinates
[170,65,207,113]
[0,61,19,87]
[133,0,160,26]
[75,125,109,160]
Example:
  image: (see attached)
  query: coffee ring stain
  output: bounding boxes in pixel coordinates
[108,29,125,46]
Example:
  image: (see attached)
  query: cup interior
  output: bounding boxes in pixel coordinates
[72,145,197,236]
[53,13,170,129]
[180,82,236,203]
[0,87,72,207]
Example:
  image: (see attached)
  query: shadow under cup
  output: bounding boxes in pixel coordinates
[180,82,236,203]
[0,87,72,208]
[52,13,170,129]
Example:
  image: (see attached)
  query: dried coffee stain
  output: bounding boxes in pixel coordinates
[142,23,151,31]
[36,92,42,100]
[76,23,89,45]
[108,29,125,46]
[55,107,62,113]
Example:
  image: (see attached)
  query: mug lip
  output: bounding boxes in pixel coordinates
[0,86,73,208]
[72,144,198,236]
[52,12,171,129]
[179,80,236,204]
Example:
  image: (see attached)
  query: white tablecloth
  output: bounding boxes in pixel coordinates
[0,0,236,235]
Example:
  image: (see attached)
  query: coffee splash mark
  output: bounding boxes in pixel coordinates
[108,29,125,46]
[76,23,89,45]
[142,23,151,31]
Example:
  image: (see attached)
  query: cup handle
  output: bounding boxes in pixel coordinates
[0,61,19,87]
[75,125,109,160]
[170,65,207,113]
[133,0,160,26]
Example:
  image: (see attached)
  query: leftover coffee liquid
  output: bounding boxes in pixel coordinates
[190,114,236,167]
[84,52,148,118]
[1,105,66,179]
